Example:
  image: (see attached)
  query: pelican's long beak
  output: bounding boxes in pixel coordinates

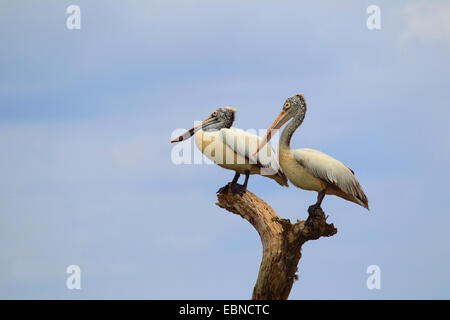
[253,108,291,155]
[170,115,216,143]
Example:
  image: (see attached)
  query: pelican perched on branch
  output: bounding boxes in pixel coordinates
[255,94,369,211]
[171,107,288,195]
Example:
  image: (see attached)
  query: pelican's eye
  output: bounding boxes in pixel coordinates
[212,110,218,117]
[283,102,291,110]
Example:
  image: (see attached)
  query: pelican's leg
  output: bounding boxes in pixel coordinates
[242,170,250,190]
[231,172,240,184]
[315,189,326,207]
[217,172,240,194]
[230,170,249,196]
[308,189,326,216]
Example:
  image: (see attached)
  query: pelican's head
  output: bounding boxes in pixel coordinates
[254,94,307,154]
[170,107,237,143]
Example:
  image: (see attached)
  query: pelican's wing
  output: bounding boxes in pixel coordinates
[220,127,281,174]
[293,148,368,207]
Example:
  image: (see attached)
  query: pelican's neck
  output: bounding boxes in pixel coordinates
[279,112,305,151]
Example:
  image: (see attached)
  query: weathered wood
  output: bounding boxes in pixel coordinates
[216,186,337,300]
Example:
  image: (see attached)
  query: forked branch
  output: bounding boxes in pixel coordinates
[216,186,337,300]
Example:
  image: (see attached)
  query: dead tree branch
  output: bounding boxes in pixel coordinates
[216,186,337,300]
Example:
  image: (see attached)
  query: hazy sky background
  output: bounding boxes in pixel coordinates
[1,0,449,299]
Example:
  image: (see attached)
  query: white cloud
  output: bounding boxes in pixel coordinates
[401,1,450,44]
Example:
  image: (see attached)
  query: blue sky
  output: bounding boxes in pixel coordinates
[1,0,449,299]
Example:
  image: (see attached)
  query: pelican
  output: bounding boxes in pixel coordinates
[255,94,369,211]
[171,107,288,194]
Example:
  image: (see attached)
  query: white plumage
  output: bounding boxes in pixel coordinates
[221,127,282,176]
[194,128,287,185]
[293,149,367,207]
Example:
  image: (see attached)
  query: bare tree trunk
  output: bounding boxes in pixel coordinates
[216,187,337,300]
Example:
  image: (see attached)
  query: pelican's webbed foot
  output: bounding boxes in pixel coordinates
[307,204,322,218]
[230,183,247,196]
[308,190,326,217]
[217,184,230,194]
[217,171,249,196]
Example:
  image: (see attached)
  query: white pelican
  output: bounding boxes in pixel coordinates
[255,94,369,210]
[171,107,288,194]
